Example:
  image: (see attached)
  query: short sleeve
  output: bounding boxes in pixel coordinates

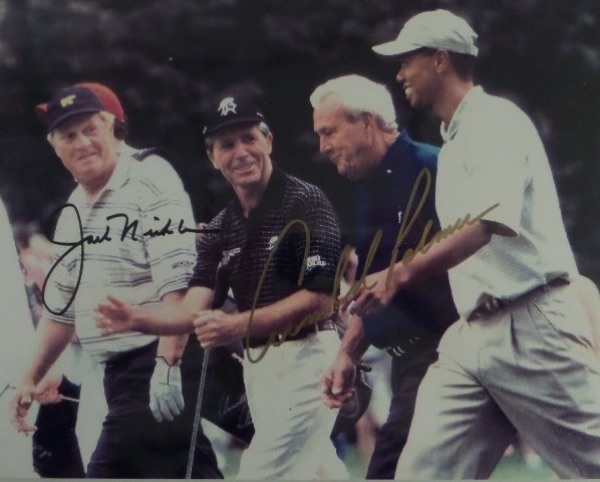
[137,157,197,298]
[294,185,342,294]
[444,103,531,237]
[188,215,223,290]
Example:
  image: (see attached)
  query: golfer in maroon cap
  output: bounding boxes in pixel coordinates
[11,82,222,479]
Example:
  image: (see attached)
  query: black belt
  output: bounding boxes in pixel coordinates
[247,319,337,348]
[468,277,570,321]
[386,334,440,358]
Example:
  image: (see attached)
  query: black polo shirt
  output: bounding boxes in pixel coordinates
[190,168,342,336]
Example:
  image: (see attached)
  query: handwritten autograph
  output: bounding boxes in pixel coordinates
[42,167,498,359]
[217,393,253,430]
[245,167,499,363]
[42,203,216,316]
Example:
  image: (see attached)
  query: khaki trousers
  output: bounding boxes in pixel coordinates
[396,283,600,479]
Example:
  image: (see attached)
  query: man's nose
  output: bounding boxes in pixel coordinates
[319,137,330,155]
[74,133,92,148]
[395,67,405,84]
[232,141,248,158]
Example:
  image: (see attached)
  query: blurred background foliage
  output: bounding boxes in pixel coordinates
[0,0,598,282]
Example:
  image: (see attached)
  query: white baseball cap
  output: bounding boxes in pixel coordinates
[372,9,478,57]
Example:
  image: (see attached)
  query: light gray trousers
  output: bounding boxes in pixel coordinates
[396,283,600,479]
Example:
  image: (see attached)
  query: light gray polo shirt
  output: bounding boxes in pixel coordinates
[436,86,577,319]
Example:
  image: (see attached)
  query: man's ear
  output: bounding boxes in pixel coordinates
[434,49,452,73]
[360,111,376,130]
[265,132,274,155]
[206,149,219,170]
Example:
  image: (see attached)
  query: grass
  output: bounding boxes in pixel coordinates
[216,442,556,479]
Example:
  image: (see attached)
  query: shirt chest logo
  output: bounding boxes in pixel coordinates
[266,236,279,251]
[306,255,327,271]
[398,209,403,225]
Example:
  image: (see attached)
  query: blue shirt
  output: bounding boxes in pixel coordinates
[353,130,457,348]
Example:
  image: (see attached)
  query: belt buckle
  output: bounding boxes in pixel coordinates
[388,346,406,357]
[387,336,422,357]
[469,297,501,320]
[541,281,557,293]
[483,298,497,312]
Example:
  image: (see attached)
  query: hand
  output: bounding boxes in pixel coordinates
[149,357,184,423]
[193,310,243,348]
[341,268,399,317]
[9,382,37,434]
[95,295,135,335]
[320,351,356,409]
[35,367,64,405]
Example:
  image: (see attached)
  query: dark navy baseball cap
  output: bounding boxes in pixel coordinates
[203,95,265,138]
[42,85,105,132]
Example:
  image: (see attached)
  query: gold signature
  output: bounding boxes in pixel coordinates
[244,167,499,363]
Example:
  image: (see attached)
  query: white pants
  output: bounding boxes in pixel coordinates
[396,283,600,479]
[239,331,348,479]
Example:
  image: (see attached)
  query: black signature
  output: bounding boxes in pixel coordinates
[217,393,253,429]
[42,203,218,316]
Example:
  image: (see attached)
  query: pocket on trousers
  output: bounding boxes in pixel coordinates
[528,300,570,351]
[436,319,462,356]
[528,297,594,353]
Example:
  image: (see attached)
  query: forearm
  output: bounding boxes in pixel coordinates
[339,315,370,363]
[235,289,335,338]
[131,303,194,335]
[155,289,211,362]
[394,220,493,288]
[23,317,74,385]
[132,287,213,336]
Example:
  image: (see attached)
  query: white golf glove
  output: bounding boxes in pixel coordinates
[149,357,185,422]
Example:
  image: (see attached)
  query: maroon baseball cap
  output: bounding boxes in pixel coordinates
[74,82,126,123]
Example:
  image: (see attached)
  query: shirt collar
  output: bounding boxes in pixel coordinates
[104,145,133,192]
[231,164,287,221]
[70,144,132,207]
[440,86,484,143]
[363,129,411,181]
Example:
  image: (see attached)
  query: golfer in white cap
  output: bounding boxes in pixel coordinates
[341,9,600,479]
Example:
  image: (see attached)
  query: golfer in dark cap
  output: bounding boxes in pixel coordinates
[95,94,349,479]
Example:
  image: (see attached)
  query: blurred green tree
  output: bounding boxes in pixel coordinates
[0,0,598,280]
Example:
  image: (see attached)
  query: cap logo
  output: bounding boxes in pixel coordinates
[60,95,76,108]
[218,97,237,117]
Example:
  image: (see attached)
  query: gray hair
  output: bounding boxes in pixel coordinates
[310,75,398,132]
[204,121,272,151]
